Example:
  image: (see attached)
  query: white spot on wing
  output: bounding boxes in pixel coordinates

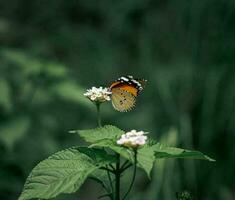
[121,77,129,82]
[132,80,141,87]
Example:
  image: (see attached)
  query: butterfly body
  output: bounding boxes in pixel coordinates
[110,76,146,112]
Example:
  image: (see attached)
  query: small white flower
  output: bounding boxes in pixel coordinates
[84,87,112,103]
[117,130,148,148]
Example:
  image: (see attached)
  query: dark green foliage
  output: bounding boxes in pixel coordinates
[176,191,194,200]
[76,126,213,177]
[19,126,213,200]
[0,0,235,199]
[19,147,115,200]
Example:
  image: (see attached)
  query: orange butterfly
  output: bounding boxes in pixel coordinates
[110,76,147,112]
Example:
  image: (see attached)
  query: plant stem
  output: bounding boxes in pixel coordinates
[122,150,137,200]
[96,104,115,199]
[120,160,132,172]
[96,102,102,127]
[115,153,121,200]
[96,103,113,199]
[121,160,130,169]
[107,166,114,195]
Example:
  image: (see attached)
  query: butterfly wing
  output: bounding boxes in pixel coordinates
[110,76,147,112]
[115,84,138,97]
[137,79,147,90]
[111,88,136,112]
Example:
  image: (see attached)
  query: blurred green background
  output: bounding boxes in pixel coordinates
[0,0,235,199]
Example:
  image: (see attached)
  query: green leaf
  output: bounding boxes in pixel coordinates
[77,125,124,143]
[19,147,114,200]
[77,126,215,179]
[77,126,152,176]
[77,125,136,171]
[137,142,215,177]
[89,169,110,193]
[91,140,156,177]
[90,139,134,161]
[137,145,156,178]
[152,143,215,161]
[90,138,156,178]
[78,146,116,163]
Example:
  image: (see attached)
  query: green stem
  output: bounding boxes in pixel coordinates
[96,103,113,199]
[120,163,132,173]
[120,160,132,172]
[122,150,137,200]
[121,160,130,169]
[115,153,121,200]
[107,166,114,195]
[96,102,102,127]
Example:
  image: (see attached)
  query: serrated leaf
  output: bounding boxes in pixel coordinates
[90,139,133,162]
[152,143,215,161]
[90,139,156,178]
[137,145,156,178]
[77,126,215,179]
[78,126,155,176]
[19,147,114,200]
[78,146,116,163]
[77,125,124,143]
[91,140,157,177]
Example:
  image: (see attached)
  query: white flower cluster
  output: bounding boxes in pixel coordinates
[117,130,148,148]
[84,87,112,102]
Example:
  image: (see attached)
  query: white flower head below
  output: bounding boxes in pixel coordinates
[84,87,112,103]
[117,130,148,148]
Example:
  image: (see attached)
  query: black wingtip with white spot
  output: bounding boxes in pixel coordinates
[116,75,146,93]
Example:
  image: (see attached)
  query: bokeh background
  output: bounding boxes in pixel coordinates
[0,0,235,199]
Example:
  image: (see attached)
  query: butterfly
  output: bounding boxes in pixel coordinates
[110,75,147,112]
